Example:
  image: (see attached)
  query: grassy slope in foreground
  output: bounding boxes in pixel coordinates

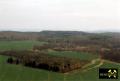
[0,55,120,81]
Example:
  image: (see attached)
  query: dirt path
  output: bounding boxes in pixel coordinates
[103,60,120,65]
[64,58,102,75]
[83,59,104,72]
[82,58,100,69]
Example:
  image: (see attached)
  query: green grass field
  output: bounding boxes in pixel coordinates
[0,55,120,81]
[48,51,98,61]
[0,41,45,51]
[0,41,120,81]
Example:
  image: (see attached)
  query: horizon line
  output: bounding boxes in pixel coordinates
[0,30,120,33]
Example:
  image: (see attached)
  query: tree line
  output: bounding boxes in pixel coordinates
[1,50,88,73]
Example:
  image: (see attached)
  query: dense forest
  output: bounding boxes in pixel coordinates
[0,31,120,49]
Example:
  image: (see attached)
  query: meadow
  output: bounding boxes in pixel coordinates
[0,41,120,81]
[0,40,45,51]
[0,55,120,81]
[48,50,98,61]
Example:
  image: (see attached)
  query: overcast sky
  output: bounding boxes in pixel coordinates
[0,0,120,31]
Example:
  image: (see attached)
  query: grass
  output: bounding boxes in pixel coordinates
[0,41,120,81]
[0,40,45,51]
[0,55,120,81]
[48,51,98,60]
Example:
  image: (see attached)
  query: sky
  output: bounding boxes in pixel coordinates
[0,0,120,32]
